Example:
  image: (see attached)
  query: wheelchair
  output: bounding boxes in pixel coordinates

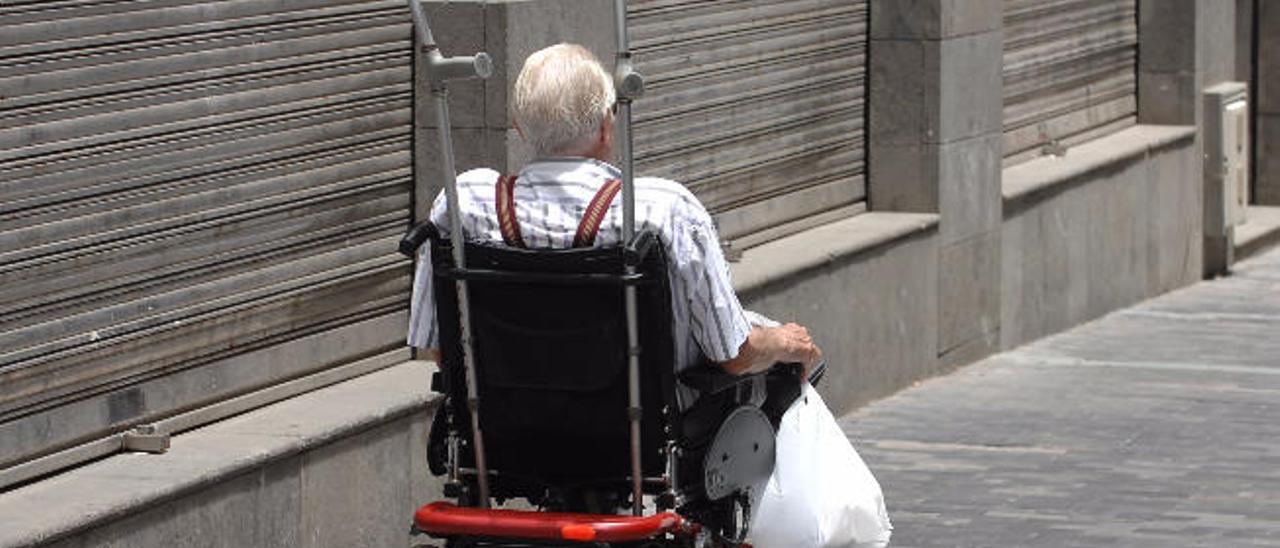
[400,223,814,547]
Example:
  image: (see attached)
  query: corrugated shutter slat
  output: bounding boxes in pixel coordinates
[0,0,413,468]
[1002,0,1138,163]
[628,0,867,241]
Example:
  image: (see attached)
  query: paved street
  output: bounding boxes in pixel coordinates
[841,247,1280,547]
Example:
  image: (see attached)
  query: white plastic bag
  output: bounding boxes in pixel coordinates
[747,382,892,548]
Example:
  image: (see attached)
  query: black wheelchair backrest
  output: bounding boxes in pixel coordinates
[422,224,677,490]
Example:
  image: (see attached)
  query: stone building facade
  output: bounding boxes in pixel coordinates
[0,1,1271,546]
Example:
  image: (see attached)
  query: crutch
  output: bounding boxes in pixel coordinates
[613,0,648,518]
[406,0,495,507]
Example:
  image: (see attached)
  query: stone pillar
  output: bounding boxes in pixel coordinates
[868,0,1003,367]
[1139,0,1242,274]
[1258,1,1280,205]
[1138,0,1201,127]
[1235,0,1254,83]
[1235,0,1254,209]
[1138,0,1237,124]
[413,0,617,217]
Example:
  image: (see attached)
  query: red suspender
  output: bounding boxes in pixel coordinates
[573,178,622,248]
[494,175,622,249]
[495,174,526,248]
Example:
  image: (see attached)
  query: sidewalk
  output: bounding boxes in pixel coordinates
[841,247,1280,547]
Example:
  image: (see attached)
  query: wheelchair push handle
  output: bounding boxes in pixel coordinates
[399,221,437,259]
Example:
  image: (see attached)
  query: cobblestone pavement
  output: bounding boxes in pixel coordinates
[841,247,1280,547]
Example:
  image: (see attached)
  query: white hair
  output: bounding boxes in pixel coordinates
[513,44,616,157]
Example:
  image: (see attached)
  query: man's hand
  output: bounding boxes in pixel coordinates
[765,323,823,379]
[720,323,823,379]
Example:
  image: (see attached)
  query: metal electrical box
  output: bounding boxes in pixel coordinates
[1204,82,1250,238]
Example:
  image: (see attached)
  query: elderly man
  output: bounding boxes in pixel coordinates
[407,43,821,382]
[407,42,891,548]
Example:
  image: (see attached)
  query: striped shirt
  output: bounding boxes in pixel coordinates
[407,157,752,376]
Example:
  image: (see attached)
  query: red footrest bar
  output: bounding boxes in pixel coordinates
[414,501,694,542]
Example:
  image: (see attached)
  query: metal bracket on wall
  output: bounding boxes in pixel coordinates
[1038,122,1069,157]
[1040,139,1069,158]
[122,425,170,454]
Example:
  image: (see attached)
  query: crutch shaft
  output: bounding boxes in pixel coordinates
[614,0,647,517]
[409,0,493,508]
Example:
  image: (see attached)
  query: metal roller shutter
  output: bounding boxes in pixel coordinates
[0,0,413,471]
[1002,0,1138,164]
[628,0,868,245]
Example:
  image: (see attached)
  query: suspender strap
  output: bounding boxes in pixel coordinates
[494,175,622,249]
[495,174,526,248]
[573,178,622,248]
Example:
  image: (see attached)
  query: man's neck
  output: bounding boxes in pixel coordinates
[556,143,610,163]
[534,155,614,168]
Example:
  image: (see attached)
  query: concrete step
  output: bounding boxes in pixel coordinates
[1235,205,1280,261]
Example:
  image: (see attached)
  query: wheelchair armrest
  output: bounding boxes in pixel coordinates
[679,362,806,447]
[677,365,759,395]
[679,362,804,395]
[399,221,440,259]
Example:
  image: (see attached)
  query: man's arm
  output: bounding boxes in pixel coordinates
[667,196,822,379]
[718,323,823,379]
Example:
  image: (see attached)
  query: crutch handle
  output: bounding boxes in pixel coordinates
[425,52,493,86]
[408,0,492,88]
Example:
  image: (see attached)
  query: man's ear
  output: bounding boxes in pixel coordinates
[590,118,613,162]
[599,113,614,149]
[513,119,526,140]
